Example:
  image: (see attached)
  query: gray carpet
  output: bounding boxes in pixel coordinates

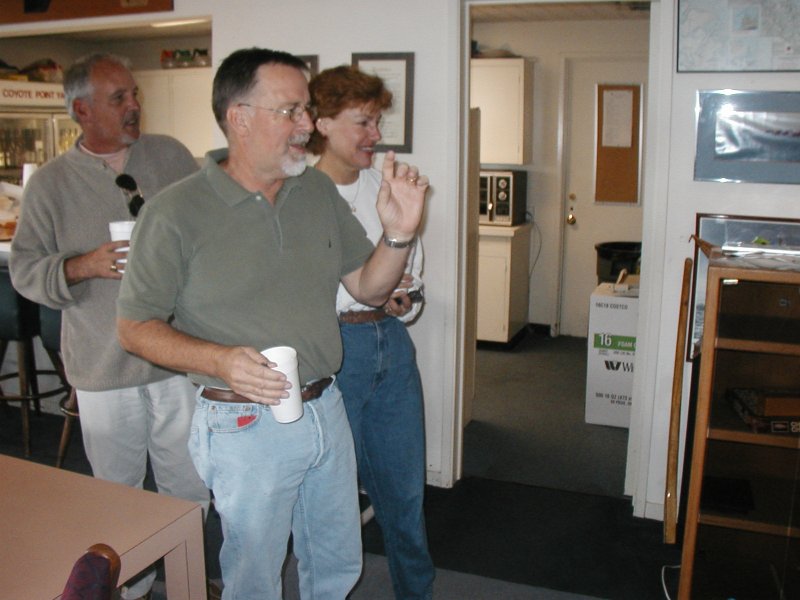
[151,553,602,599]
[283,553,602,599]
[463,331,629,497]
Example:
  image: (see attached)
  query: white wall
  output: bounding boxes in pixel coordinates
[631,0,800,519]
[472,19,650,329]
[7,0,790,520]
[0,0,465,488]
[207,1,462,485]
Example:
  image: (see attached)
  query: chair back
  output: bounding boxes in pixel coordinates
[60,543,121,600]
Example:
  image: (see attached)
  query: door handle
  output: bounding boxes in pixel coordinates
[566,193,577,225]
[567,207,576,225]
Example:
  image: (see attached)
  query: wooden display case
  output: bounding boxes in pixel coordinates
[679,253,800,599]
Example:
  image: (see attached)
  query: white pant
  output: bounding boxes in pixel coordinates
[77,375,210,599]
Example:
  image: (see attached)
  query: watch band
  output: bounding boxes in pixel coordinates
[382,235,415,249]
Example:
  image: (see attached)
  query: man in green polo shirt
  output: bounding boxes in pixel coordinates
[116,47,428,599]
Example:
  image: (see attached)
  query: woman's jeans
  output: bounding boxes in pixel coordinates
[338,317,435,599]
[189,382,362,600]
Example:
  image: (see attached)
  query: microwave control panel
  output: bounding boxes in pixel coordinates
[479,169,527,226]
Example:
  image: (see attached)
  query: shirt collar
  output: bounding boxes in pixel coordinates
[204,148,304,207]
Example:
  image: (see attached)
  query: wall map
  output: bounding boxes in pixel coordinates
[679,0,800,72]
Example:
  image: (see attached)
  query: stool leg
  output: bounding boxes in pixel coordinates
[56,413,74,468]
[22,338,41,416]
[56,389,77,469]
[0,339,7,407]
[16,342,32,456]
[20,400,30,457]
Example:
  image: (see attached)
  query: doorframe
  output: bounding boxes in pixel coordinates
[457,0,664,512]
[555,52,648,338]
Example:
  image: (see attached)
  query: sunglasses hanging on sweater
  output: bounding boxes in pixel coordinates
[115,174,145,218]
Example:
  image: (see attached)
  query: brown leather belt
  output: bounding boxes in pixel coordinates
[338,309,387,324]
[201,376,333,404]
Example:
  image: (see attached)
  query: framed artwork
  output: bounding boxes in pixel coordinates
[297,55,319,78]
[1,0,173,25]
[694,90,800,185]
[352,52,414,153]
[688,213,800,358]
[678,0,800,72]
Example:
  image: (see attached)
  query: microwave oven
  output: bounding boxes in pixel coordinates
[479,169,527,226]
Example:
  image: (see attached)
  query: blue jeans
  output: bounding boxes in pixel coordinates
[189,382,362,600]
[338,317,435,599]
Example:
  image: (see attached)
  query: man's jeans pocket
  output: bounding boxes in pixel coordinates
[188,398,263,488]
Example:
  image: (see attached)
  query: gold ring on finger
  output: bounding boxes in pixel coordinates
[110,264,118,272]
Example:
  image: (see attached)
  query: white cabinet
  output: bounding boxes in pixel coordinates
[477,224,531,342]
[134,68,215,159]
[469,58,533,165]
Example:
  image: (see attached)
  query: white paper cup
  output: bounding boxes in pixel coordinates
[22,163,38,189]
[109,220,135,273]
[261,345,303,423]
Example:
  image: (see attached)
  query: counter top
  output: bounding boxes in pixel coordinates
[479,222,532,238]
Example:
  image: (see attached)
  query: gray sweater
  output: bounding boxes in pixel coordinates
[10,134,199,391]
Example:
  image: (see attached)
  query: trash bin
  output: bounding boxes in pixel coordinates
[595,241,641,284]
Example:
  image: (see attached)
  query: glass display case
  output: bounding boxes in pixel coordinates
[690,214,800,359]
[0,112,80,185]
[0,80,81,185]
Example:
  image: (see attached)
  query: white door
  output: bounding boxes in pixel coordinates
[559,56,647,337]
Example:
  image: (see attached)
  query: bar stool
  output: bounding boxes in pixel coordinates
[0,267,69,456]
[39,304,78,468]
[0,266,42,456]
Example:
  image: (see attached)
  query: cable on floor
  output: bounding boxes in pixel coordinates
[661,564,680,600]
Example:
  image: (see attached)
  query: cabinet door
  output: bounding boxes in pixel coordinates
[135,71,172,138]
[169,69,215,158]
[470,59,532,165]
[477,252,509,341]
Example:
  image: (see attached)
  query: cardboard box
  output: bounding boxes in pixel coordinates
[585,283,638,427]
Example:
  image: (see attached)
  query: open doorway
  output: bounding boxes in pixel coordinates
[462,1,649,498]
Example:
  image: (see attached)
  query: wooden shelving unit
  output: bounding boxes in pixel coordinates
[679,253,800,599]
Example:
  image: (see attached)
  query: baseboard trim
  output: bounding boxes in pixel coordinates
[476,323,556,350]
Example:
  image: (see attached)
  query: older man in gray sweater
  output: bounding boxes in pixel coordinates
[10,53,209,600]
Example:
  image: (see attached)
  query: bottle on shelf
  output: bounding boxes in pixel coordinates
[192,49,210,67]
[160,50,176,69]
[174,49,193,68]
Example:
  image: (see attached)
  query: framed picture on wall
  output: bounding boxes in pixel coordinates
[297,55,319,78]
[694,90,800,185]
[351,52,414,153]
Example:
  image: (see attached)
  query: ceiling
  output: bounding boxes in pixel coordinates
[471,2,650,22]
[15,2,649,43]
[18,18,211,42]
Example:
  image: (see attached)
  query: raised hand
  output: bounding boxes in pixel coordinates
[375,151,429,241]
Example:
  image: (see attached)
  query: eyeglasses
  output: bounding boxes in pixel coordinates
[238,102,318,123]
[115,174,145,218]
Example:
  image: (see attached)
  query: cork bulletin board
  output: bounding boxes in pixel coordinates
[595,84,641,203]
[0,0,174,25]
